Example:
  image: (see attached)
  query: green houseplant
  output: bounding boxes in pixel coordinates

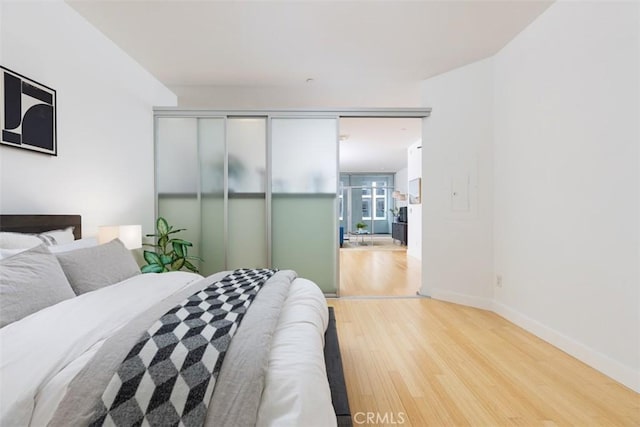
[356,221,368,231]
[141,217,201,273]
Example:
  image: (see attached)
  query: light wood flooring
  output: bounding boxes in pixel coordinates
[328,298,640,426]
[340,249,421,297]
[341,235,405,251]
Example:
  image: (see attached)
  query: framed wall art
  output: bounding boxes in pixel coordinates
[0,66,57,155]
[409,177,421,204]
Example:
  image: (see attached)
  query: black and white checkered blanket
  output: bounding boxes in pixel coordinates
[90,268,276,427]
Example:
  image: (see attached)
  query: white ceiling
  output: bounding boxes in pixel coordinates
[66,0,552,173]
[340,118,421,173]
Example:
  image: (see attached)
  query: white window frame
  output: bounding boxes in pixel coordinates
[373,182,387,220]
[362,183,387,221]
[362,187,371,220]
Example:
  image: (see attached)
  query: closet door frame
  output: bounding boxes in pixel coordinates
[154,108,431,296]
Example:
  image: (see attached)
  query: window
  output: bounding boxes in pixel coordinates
[374,182,387,220]
[376,198,385,219]
[362,199,371,220]
[362,182,386,220]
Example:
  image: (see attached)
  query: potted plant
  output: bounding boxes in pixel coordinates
[356,222,368,233]
[141,217,201,273]
[389,207,400,221]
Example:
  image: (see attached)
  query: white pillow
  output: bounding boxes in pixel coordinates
[0,237,98,260]
[0,249,23,260]
[0,227,76,249]
[48,237,98,253]
[36,227,76,245]
[0,232,42,249]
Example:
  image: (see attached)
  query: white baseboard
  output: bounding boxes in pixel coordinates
[430,288,493,310]
[493,300,640,393]
[339,284,640,392]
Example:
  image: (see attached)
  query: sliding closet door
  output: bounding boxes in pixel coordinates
[198,118,226,276]
[271,117,338,293]
[157,116,266,275]
[227,118,267,269]
[156,118,202,271]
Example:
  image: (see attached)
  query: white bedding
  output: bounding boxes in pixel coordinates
[0,271,335,427]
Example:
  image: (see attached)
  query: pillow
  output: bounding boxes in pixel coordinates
[0,232,42,249]
[48,237,98,253]
[0,244,76,328]
[0,227,75,249]
[37,227,75,245]
[55,238,141,295]
[0,248,25,260]
[0,237,98,260]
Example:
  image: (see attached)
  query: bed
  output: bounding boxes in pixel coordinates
[0,215,348,426]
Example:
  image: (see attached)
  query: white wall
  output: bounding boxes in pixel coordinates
[394,166,408,205]
[0,2,3,61]
[407,141,422,259]
[170,82,421,108]
[0,1,176,237]
[420,58,495,305]
[492,1,639,391]
[420,1,639,391]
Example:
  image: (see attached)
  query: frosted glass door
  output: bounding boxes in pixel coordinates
[271,117,338,293]
[156,118,202,271]
[199,118,226,276]
[227,118,267,269]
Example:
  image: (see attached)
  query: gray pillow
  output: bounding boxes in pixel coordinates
[0,244,76,328]
[55,238,141,295]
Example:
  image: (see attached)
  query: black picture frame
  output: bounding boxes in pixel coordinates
[0,66,57,156]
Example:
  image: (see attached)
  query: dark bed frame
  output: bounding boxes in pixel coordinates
[325,307,353,426]
[0,214,352,424]
[0,214,82,239]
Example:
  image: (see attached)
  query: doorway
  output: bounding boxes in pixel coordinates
[340,182,397,248]
[338,117,423,297]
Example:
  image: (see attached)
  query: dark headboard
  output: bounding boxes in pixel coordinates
[0,215,82,240]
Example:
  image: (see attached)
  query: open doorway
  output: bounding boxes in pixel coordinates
[338,117,422,297]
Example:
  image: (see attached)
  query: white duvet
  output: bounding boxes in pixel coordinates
[0,271,336,427]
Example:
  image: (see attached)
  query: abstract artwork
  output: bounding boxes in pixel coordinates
[409,177,421,204]
[0,66,57,155]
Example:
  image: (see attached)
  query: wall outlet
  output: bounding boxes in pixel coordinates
[496,275,503,288]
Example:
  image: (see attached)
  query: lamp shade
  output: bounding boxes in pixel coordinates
[392,191,407,201]
[98,225,142,249]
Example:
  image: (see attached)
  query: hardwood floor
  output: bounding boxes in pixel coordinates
[328,298,640,426]
[340,249,421,297]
